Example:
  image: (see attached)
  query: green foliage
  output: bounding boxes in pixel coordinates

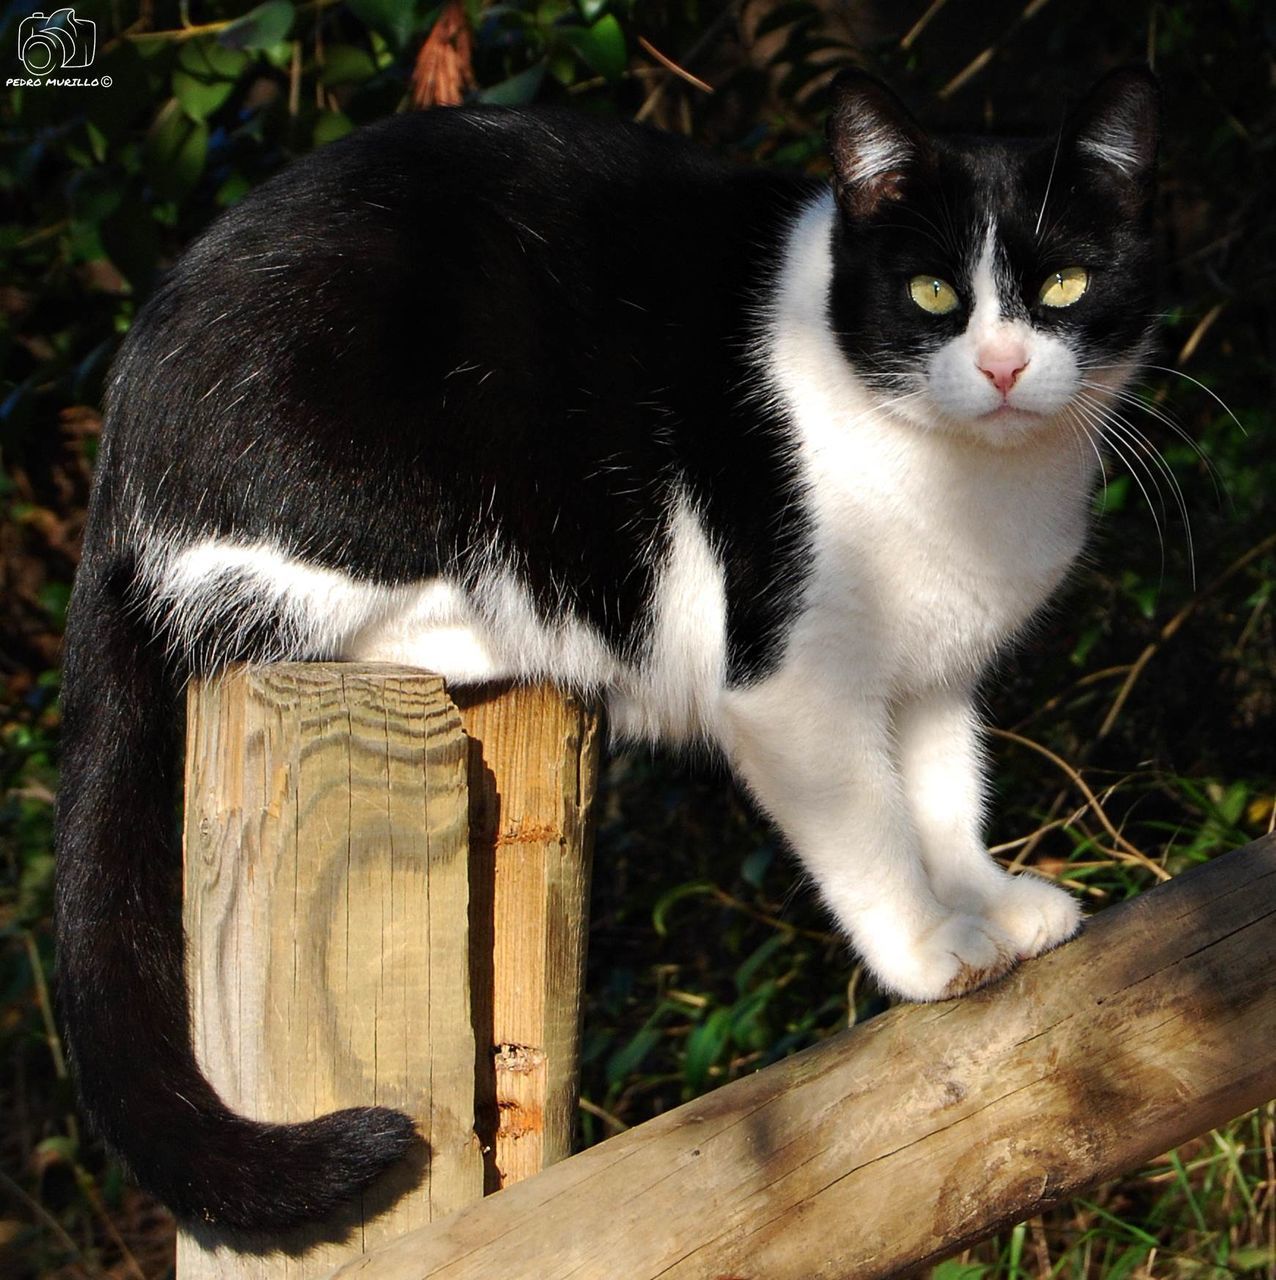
[2,0,1275,1275]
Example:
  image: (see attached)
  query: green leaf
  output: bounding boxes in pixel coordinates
[215,172,251,207]
[172,70,233,122]
[320,44,379,87]
[38,582,71,626]
[548,48,577,86]
[181,37,250,79]
[173,38,248,121]
[605,1024,661,1085]
[35,1135,78,1165]
[562,14,626,81]
[478,61,547,106]
[345,0,416,50]
[1232,1246,1276,1272]
[85,120,108,163]
[730,984,777,1050]
[651,880,715,937]
[218,0,296,53]
[604,1000,676,1086]
[1094,472,1130,514]
[1131,581,1159,620]
[314,110,355,146]
[734,935,786,993]
[1068,623,1101,667]
[740,845,771,889]
[930,1262,989,1280]
[682,1007,732,1091]
[1218,780,1249,825]
[262,38,298,70]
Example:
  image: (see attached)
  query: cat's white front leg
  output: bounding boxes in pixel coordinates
[894,685,1082,958]
[719,671,1017,1001]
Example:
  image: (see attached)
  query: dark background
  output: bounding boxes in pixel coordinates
[2,1,1274,1275]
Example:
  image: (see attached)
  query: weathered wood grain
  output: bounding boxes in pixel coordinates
[327,835,1276,1280]
[178,665,483,1279]
[451,684,602,1190]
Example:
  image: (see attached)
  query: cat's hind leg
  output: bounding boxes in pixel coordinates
[893,685,1082,959]
[719,667,1019,1001]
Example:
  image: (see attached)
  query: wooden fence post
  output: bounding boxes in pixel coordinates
[176,665,600,1277]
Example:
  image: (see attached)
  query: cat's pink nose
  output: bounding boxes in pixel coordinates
[977,346,1029,396]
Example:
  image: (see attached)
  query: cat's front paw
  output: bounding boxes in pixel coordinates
[866,912,1018,1003]
[983,873,1082,958]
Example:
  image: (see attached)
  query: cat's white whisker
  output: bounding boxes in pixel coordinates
[1071,391,1168,571]
[1079,377,1224,501]
[1139,364,1249,437]
[1062,404,1109,500]
[1086,362,1247,438]
[1034,123,1066,239]
[1087,394,1196,583]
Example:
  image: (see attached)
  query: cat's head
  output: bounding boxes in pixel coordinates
[825,68,1160,446]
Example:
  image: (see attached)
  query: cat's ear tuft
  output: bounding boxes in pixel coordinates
[826,70,932,219]
[1068,67,1160,186]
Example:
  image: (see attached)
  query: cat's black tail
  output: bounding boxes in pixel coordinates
[54,538,418,1232]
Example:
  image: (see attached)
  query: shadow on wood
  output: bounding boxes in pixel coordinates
[327,834,1276,1280]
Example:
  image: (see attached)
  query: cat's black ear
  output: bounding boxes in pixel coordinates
[826,70,934,219]
[1066,67,1160,188]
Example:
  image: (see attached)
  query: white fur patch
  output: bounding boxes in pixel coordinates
[1078,128,1143,177]
[843,124,912,187]
[142,538,397,664]
[608,490,727,744]
[142,493,728,745]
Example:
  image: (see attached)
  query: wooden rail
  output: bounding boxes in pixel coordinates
[326,833,1276,1280]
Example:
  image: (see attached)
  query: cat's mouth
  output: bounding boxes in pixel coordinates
[981,402,1045,422]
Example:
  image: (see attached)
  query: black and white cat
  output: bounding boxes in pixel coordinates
[55,68,1159,1230]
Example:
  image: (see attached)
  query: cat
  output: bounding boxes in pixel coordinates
[54,67,1160,1232]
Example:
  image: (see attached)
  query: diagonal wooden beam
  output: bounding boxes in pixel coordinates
[328,835,1276,1280]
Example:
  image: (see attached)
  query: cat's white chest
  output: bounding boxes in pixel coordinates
[797,414,1093,692]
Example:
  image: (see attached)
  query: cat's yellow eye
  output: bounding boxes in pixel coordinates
[908,275,960,316]
[1039,266,1090,308]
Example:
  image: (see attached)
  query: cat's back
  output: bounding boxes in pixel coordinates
[109,105,796,449]
[153,105,739,301]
